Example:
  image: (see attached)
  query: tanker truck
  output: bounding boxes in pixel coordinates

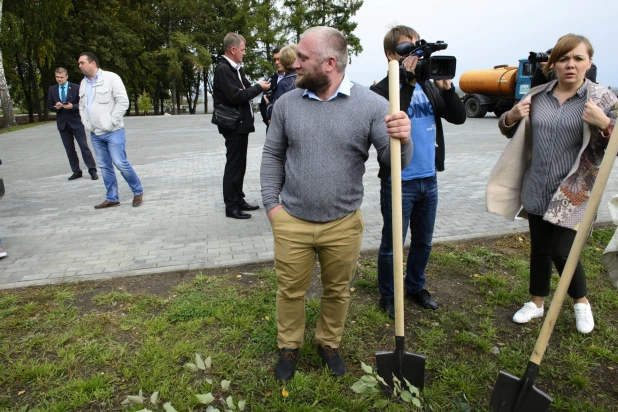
[459,59,534,118]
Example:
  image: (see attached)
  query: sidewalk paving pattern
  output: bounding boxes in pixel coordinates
[1,115,617,289]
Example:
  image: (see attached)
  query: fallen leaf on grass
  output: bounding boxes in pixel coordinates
[18,390,25,396]
[497,342,506,347]
[350,287,356,292]
[282,387,289,398]
[518,237,524,241]
[264,316,270,321]
[472,273,480,278]
[265,391,272,397]
[221,380,231,391]
[236,275,242,279]
[385,324,390,327]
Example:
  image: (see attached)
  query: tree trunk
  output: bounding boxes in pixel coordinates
[0,0,17,128]
[204,67,208,113]
[185,87,192,114]
[16,54,34,123]
[28,51,42,121]
[171,79,178,115]
[41,67,50,121]
[191,71,200,114]
[154,76,160,115]
[134,91,139,116]
[167,16,178,115]
[175,88,181,115]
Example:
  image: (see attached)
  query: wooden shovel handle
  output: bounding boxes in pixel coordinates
[388,60,405,337]
[530,124,618,365]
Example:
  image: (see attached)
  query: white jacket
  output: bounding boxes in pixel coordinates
[79,69,129,135]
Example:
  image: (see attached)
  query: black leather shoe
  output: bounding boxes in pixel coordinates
[275,348,299,381]
[379,297,395,319]
[90,171,99,180]
[225,209,251,219]
[238,201,259,211]
[317,344,346,377]
[68,172,83,180]
[407,289,439,310]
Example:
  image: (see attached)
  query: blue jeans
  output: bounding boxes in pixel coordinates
[377,176,438,298]
[90,128,142,202]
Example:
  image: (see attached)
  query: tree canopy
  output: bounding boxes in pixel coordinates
[0,0,363,120]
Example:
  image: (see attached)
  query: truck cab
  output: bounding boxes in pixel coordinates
[515,58,534,100]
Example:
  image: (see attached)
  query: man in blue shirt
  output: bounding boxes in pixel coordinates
[371,25,466,317]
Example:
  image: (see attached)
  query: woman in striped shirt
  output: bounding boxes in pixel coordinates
[495,34,617,334]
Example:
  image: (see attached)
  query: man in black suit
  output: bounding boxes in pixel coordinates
[213,33,270,219]
[47,67,98,181]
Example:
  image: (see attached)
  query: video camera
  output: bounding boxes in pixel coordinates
[394,39,457,82]
[528,48,553,64]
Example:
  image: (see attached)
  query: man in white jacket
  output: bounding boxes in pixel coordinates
[78,52,143,209]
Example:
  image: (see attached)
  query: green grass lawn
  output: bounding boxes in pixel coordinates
[0,122,52,135]
[1,229,617,411]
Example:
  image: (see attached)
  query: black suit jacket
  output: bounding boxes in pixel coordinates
[47,82,84,131]
[212,57,263,135]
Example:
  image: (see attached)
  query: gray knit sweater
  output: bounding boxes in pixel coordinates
[260,83,413,222]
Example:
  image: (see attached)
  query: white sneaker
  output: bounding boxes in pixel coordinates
[512,302,544,323]
[574,302,594,334]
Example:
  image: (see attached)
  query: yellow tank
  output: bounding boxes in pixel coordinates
[459,65,518,96]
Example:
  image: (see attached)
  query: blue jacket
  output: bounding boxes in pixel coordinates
[266,70,297,120]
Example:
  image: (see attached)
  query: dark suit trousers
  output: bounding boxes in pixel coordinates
[223,133,249,210]
[59,124,97,173]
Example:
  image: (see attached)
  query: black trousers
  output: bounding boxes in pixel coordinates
[59,125,97,173]
[528,213,587,299]
[223,133,249,210]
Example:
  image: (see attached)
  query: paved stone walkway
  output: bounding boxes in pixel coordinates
[1,115,616,289]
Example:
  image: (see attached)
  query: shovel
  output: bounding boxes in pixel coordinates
[490,123,618,412]
[375,60,426,392]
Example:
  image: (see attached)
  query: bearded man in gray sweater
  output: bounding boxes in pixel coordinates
[260,26,413,381]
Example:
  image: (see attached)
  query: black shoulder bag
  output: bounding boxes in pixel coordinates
[211,104,240,129]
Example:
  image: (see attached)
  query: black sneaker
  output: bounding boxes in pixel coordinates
[407,289,439,310]
[379,296,395,319]
[317,344,346,377]
[274,348,299,381]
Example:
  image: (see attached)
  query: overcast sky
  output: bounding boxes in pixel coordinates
[345,0,618,88]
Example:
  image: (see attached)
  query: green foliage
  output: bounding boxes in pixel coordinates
[122,354,246,412]
[137,92,154,115]
[0,0,365,120]
[350,362,422,409]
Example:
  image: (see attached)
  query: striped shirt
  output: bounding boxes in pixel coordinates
[521,80,587,216]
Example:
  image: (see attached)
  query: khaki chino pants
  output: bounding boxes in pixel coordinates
[271,208,364,349]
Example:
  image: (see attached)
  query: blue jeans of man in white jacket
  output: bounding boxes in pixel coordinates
[90,128,142,202]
